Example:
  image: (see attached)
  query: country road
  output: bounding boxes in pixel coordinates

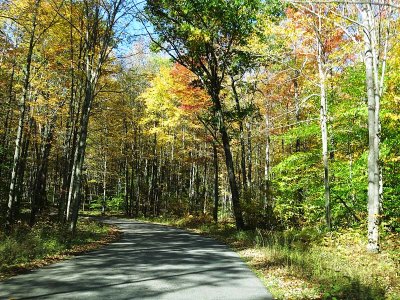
[0,219,272,300]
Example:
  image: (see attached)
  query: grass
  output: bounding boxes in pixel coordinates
[0,217,121,280]
[138,215,400,300]
[5,210,397,299]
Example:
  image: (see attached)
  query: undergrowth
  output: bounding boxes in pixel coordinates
[0,218,116,279]
[139,215,400,300]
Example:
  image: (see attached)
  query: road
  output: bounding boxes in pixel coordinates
[0,219,273,300]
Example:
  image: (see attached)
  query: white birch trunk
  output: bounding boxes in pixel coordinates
[102,153,107,215]
[361,3,381,253]
[316,13,331,230]
[264,113,271,209]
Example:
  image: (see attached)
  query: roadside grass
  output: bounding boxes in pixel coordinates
[138,215,400,300]
[0,217,121,280]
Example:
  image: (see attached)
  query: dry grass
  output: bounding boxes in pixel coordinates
[142,215,400,300]
[0,218,122,281]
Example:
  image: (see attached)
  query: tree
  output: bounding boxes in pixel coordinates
[4,0,61,230]
[64,0,130,233]
[359,1,392,253]
[144,0,262,229]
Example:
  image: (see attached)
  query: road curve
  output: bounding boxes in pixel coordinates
[0,219,273,300]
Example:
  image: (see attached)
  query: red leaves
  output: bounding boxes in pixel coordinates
[170,63,211,114]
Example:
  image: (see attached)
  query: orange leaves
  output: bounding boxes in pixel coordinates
[138,61,211,147]
[170,63,210,114]
[323,28,345,54]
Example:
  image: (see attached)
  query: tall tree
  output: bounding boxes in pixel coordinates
[4,0,61,229]
[144,0,262,229]
[65,0,129,232]
[6,0,41,229]
[359,1,392,253]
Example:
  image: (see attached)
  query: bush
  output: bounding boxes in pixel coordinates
[0,218,110,272]
[241,190,279,230]
[175,214,213,228]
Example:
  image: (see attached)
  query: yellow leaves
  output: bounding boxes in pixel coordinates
[139,63,208,146]
[393,95,400,106]
[390,157,400,163]
[141,65,181,121]
[182,23,210,44]
[385,112,400,122]
[7,0,61,34]
[188,27,210,43]
[140,64,184,142]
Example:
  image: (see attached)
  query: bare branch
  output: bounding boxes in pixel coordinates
[289,0,400,9]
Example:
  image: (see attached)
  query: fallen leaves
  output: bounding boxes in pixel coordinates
[0,226,122,281]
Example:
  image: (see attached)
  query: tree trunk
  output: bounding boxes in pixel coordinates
[30,121,56,225]
[67,81,94,233]
[294,70,301,152]
[213,142,219,223]
[202,148,208,214]
[231,76,247,191]
[6,0,40,230]
[124,156,130,216]
[264,114,271,209]
[102,152,107,216]
[0,62,15,175]
[317,14,331,231]
[361,3,381,253]
[213,92,244,230]
[246,122,252,191]
[59,1,81,223]
[67,0,123,233]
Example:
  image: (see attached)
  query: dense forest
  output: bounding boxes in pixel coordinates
[0,0,399,258]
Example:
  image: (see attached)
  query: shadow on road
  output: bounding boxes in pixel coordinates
[0,219,272,300]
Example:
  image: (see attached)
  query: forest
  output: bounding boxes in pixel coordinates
[0,0,399,298]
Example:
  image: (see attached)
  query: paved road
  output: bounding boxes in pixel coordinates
[0,219,273,300]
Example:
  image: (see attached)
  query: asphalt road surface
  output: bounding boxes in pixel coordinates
[0,219,273,300]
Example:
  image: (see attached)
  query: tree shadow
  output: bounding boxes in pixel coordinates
[0,219,272,300]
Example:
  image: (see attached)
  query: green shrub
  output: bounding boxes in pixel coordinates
[0,218,110,271]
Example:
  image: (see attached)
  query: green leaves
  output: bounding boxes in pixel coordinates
[145,0,262,68]
[274,122,320,145]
